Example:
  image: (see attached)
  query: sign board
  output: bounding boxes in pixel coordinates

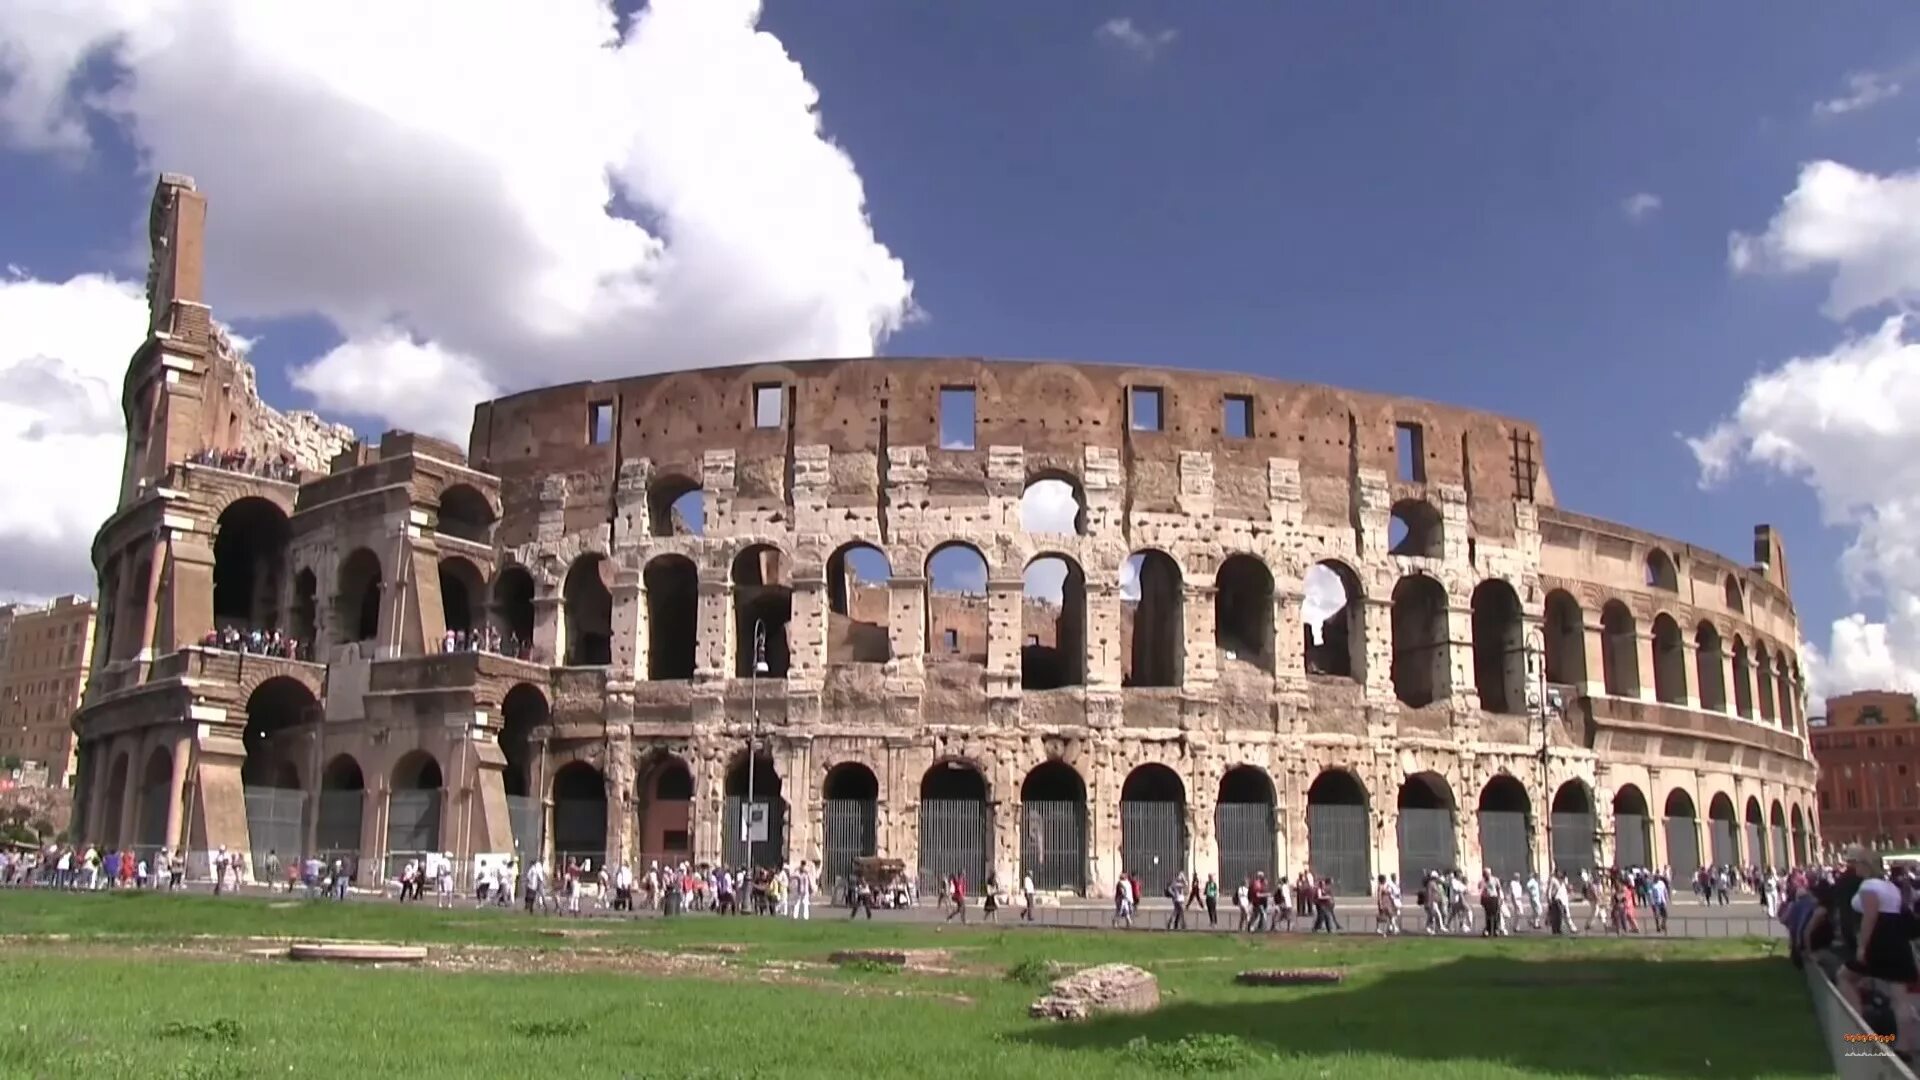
[474,852,514,880]
[739,801,770,843]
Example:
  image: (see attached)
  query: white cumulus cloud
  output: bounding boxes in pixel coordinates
[1814,68,1906,118]
[1095,17,1177,61]
[1727,160,1920,319]
[1621,192,1663,223]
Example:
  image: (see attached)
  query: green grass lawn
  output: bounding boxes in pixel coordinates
[0,890,1827,1079]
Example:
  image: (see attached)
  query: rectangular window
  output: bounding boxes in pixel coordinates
[587,401,614,445]
[1025,634,1040,646]
[939,387,976,449]
[943,628,959,651]
[754,384,784,428]
[1395,422,1426,482]
[1130,387,1163,432]
[1223,395,1253,438]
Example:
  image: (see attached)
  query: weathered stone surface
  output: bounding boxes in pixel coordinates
[1234,969,1345,986]
[287,942,427,964]
[1029,963,1160,1021]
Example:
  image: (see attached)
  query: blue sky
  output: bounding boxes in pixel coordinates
[1,2,1918,696]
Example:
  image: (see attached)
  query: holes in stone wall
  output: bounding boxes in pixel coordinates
[827,542,892,664]
[1390,574,1449,708]
[1021,475,1087,536]
[734,544,791,677]
[438,557,485,635]
[1600,601,1640,697]
[1651,614,1687,705]
[1543,590,1584,686]
[1395,422,1425,483]
[645,555,698,679]
[1694,621,1727,712]
[939,387,976,450]
[1215,554,1274,673]
[1022,554,1085,689]
[335,548,382,645]
[1644,549,1678,591]
[492,566,535,647]
[213,497,288,631]
[649,476,703,537]
[1301,560,1362,681]
[1122,550,1183,687]
[438,485,494,544]
[1388,498,1442,558]
[563,554,613,666]
[1469,578,1524,714]
[926,543,988,665]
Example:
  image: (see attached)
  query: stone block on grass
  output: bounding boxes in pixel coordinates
[1029,963,1160,1021]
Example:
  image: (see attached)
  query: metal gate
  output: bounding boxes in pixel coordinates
[505,794,542,859]
[552,797,606,869]
[244,787,306,880]
[1021,800,1086,893]
[1615,813,1651,868]
[1121,800,1187,897]
[1396,808,1455,884]
[1307,803,1371,896]
[317,791,364,854]
[1709,819,1737,867]
[1666,817,1701,878]
[1792,828,1808,867]
[723,796,786,869]
[919,798,989,892]
[1550,812,1596,876]
[1744,822,1765,868]
[386,789,441,861]
[1478,811,1531,879]
[822,798,876,896]
[137,780,172,850]
[1771,826,1789,869]
[1216,802,1276,889]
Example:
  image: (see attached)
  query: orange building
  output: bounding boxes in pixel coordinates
[1811,691,1920,849]
[0,596,97,787]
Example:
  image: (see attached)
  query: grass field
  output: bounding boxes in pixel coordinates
[0,890,1827,1079]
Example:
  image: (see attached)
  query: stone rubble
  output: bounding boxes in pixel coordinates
[1028,962,1160,1021]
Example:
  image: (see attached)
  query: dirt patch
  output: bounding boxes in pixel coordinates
[537,928,611,939]
[681,943,750,955]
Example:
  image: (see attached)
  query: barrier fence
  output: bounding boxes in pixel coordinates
[1804,957,1915,1079]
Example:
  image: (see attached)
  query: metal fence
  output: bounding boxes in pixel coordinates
[821,798,876,895]
[1710,818,1738,867]
[316,791,363,853]
[1616,813,1651,869]
[1021,800,1086,893]
[242,786,305,879]
[506,794,542,859]
[386,790,441,860]
[721,797,786,870]
[1119,800,1186,897]
[1479,810,1531,879]
[1550,812,1595,875]
[1666,818,1701,878]
[1746,821,1767,866]
[1306,803,1371,895]
[1215,802,1276,890]
[1396,808,1455,883]
[919,798,989,893]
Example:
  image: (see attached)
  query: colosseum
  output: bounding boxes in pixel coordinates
[72,175,1821,895]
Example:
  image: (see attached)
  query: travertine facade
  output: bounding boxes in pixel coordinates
[0,596,95,787]
[73,176,1821,891]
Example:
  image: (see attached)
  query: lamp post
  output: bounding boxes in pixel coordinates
[743,620,768,865]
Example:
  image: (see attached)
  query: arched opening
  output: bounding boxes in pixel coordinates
[1216,766,1276,887]
[135,746,173,852]
[733,545,792,677]
[290,568,318,650]
[1612,785,1651,869]
[1021,761,1088,893]
[1755,643,1776,723]
[724,752,785,869]
[1645,549,1679,591]
[213,497,288,631]
[1775,658,1795,731]
[925,542,989,666]
[1123,550,1184,687]
[648,475,704,537]
[1119,763,1188,896]
[242,677,314,792]
[1470,579,1525,714]
[1650,614,1687,705]
[1022,555,1086,689]
[551,762,608,871]
[1550,781,1596,876]
[1391,574,1450,708]
[437,484,495,545]
[1723,574,1744,613]
[335,548,383,645]
[638,756,694,864]
[1769,801,1789,871]
[1730,636,1754,718]
[1707,793,1738,868]
[100,754,129,849]
[919,761,991,891]
[1306,769,1371,895]
[1543,590,1586,687]
[1396,772,1457,884]
[1790,805,1808,866]
[1694,622,1727,712]
[562,554,613,666]
[822,763,879,889]
[438,557,485,637]
[1388,498,1443,559]
[490,565,536,655]
[498,682,546,857]
[1477,775,1532,879]
[1743,796,1766,868]
[317,754,365,860]
[386,751,443,876]
[1021,475,1088,537]
[1215,556,1275,674]
[826,542,893,664]
[1664,789,1701,878]
[644,555,699,679]
[1600,601,1640,697]
[1302,560,1364,681]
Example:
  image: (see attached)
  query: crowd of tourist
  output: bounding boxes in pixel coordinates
[1782,845,1920,1065]
[187,447,303,482]
[438,627,531,660]
[199,625,312,661]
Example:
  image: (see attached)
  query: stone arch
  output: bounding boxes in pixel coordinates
[648,473,703,537]
[926,542,990,664]
[1790,804,1809,865]
[1599,601,1640,697]
[1707,792,1738,868]
[1664,787,1702,878]
[1306,768,1371,895]
[1769,800,1789,871]
[1216,765,1277,887]
[1645,548,1679,591]
[1550,779,1596,875]
[1388,498,1443,559]
[1774,654,1796,731]
[242,676,317,788]
[317,753,365,856]
[1543,589,1586,687]
[437,483,496,545]
[334,547,383,645]
[1119,763,1188,895]
[826,541,893,664]
[1005,363,1101,436]
[1754,642,1776,722]
[1021,473,1088,537]
[1215,554,1275,673]
[1022,553,1086,689]
[636,751,693,863]
[1478,775,1533,878]
[1123,550,1184,688]
[644,554,699,679]
[733,544,791,678]
[1723,574,1744,613]
[1730,635,1754,717]
[387,750,444,865]
[1021,760,1088,893]
[498,683,547,799]
[213,496,289,631]
[1743,795,1767,867]
[491,564,536,651]
[551,761,608,869]
[1650,614,1688,705]
[290,567,318,649]
[1302,559,1365,682]
[101,752,129,848]
[1470,578,1525,714]
[1694,621,1727,712]
[1612,784,1653,868]
[723,750,785,868]
[437,556,486,637]
[920,758,991,891]
[820,762,880,886]
[1391,574,1450,708]
[562,553,613,666]
[135,745,173,851]
[1397,771,1457,883]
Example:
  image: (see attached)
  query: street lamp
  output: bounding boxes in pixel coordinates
[743,619,769,866]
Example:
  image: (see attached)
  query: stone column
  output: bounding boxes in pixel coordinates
[116,739,141,846]
[787,575,828,682]
[984,579,1022,685]
[696,580,730,679]
[611,567,643,681]
[136,539,167,660]
[1361,597,1395,704]
[1084,582,1124,690]
[1581,615,1609,696]
[532,595,562,667]
[164,730,192,853]
[1185,583,1218,689]
[887,575,926,675]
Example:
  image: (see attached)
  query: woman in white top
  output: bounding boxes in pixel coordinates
[1838,845,1917,1060]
